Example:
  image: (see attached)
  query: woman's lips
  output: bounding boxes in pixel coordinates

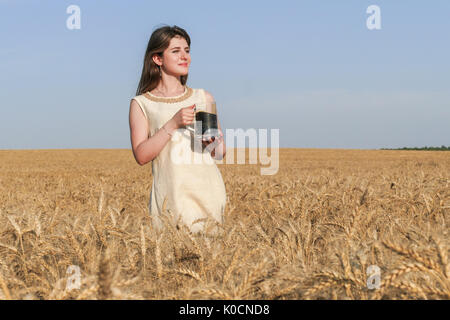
[179,63,188,67]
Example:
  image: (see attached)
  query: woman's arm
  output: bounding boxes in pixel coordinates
[129,99,196,165]
[129,99,176,165]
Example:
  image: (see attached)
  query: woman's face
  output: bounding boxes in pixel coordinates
[160,36,191,76]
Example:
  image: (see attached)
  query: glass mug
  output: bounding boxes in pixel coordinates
[186,101,220,141]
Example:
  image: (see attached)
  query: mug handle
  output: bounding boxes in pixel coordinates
[186,104,198,133]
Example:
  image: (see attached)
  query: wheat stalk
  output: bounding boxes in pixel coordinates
[191,288,232,300]
[173,268,203,282]
[420,283,450,299]
[0,242,18,254]
[155,234,163,278]
[382,239,442,274]
[98,187,104,214]
[76,284,99,300]
[236,258,267,298]
[7,215,24,255]
[97,248,112,300]
[432,236,449,278]
[186,231,204,264]
[67,229,85,264]
[374,262,429,299]
[338,251,355,299]
[140,225,146,272]
[222,247,242,285]
[0,272,12,300]
[113,276,140,288]
[391,281,427,299]
[271,284,299,299]
[303,279,338,299]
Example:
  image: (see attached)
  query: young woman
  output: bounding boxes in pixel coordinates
[129,25,227,234]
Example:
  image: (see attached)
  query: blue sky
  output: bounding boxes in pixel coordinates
[0,0,449,149]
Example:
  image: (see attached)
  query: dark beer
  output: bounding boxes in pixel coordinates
[195,111,219,140]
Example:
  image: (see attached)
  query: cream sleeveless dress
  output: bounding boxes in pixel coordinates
[131,86,226,234]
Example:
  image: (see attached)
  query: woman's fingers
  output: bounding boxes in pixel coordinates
[202,136,222,147]
[183,113,195,125]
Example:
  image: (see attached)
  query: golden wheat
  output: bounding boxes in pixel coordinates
[0,148,448,299]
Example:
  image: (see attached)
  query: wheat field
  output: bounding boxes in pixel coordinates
[0,148,448,300]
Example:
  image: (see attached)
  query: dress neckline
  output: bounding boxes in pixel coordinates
[145,86,193,103]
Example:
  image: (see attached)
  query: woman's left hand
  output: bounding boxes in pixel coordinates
[202,128,224,148]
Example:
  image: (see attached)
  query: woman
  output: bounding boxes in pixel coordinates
[129,25,227,234]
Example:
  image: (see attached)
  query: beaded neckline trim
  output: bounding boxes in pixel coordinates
[144,86,193,103]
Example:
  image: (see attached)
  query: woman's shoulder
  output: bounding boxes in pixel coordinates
[193,87,212,94]
[193,87,215,103]
[131,92,147,102]
[130,94,144,108]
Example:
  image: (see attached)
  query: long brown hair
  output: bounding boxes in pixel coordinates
[135,25,191,96]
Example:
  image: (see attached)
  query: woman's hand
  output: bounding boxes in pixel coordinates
[202,128,224,149]
[170,104,195,129]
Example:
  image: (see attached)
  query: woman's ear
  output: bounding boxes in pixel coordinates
[152,53,162,66]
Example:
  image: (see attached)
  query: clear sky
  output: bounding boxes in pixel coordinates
[1,0,449,149]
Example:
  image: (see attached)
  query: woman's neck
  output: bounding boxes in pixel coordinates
[153,76,185,96]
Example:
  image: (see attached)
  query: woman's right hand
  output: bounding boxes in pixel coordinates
[170,104,196,129]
